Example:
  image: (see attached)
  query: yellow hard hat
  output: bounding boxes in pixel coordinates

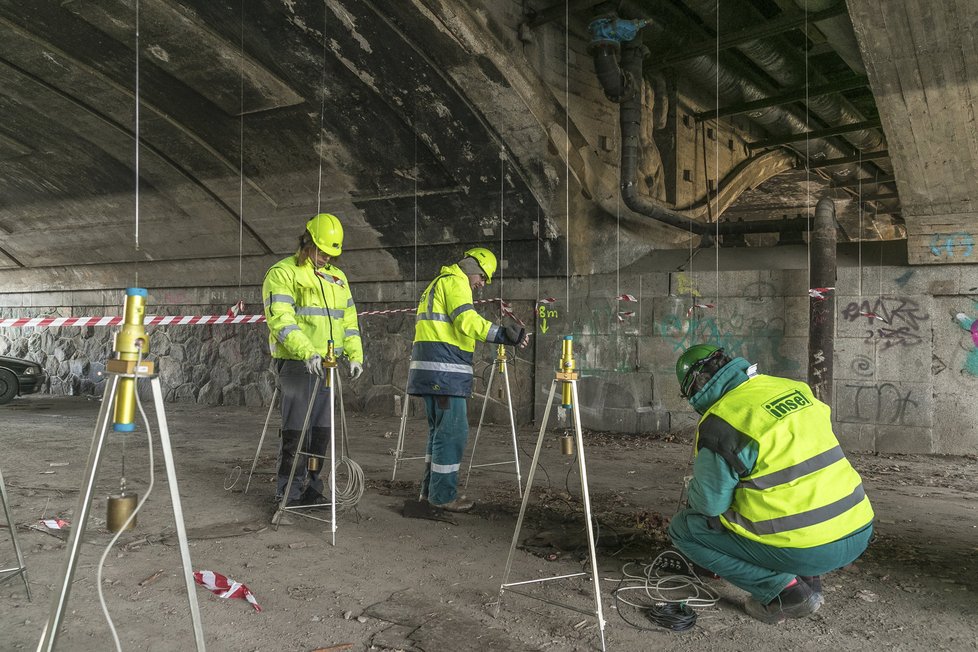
[463,247,497,284]
[306,213,343,256]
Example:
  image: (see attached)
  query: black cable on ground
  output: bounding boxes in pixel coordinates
[645,602,697,632]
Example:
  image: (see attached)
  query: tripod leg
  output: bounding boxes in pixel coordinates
[464,364,495,488]
[151,377,206,650]
[37,375,118,652]
[329,367,337,546]
[273,374,320,526]
[0,463,30,600]
[570,380,607,652]
[495,379,557,618]
[244,387,278,494]
[501,363,523,498]
[392,390,410,482]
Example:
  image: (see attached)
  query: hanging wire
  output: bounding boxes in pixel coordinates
[237,0,245,292]
[805,0,812,286]
[132,0,140,286]
[412,95,419,299]
[500,146,505,318]
[858,148,863,297]
[616,106,621,314]
[315,4,328,214]
[714,1,720,324]
[536,204,541,309]
[564,0,570,313]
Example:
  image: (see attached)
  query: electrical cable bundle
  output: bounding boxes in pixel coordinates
[332,379,365,510]
[609,549,720,633]
[645,601,697,632]
[330,455,365,510]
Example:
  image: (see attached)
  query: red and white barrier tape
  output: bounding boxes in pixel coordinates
[0,298,529,329]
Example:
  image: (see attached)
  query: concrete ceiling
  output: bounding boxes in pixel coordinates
[0,0,973,292]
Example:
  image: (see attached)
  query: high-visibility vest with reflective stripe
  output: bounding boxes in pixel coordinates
[697,374,874,548]
[407,264,502,396]
[261,255,363,362]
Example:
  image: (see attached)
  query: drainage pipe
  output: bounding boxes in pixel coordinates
[808,196,836,402]
[612,41,810,236]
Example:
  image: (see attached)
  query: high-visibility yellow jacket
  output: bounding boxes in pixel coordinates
[407,264,510,396]
[261,255,363,363]
[695,374,874,548]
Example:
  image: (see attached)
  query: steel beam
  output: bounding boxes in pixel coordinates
[695,75,868,121]
[748,119,882,150]
[808,149,889,168]
[830,174,896,189]
[655,1,848,67]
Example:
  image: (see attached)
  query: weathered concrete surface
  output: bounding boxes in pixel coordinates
[5,245,978,455]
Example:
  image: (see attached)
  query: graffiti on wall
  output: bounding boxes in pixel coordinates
[841,296,929,349]
[838,382,922,426]
[655,310,798,372]
[953,309,978,376]
[929,232,974,258]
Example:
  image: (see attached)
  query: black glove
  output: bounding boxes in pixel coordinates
[504,325,525,346]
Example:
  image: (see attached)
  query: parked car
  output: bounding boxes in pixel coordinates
[0,355,46,404]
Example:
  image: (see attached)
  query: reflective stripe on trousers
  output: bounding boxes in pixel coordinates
[420,395,469,505]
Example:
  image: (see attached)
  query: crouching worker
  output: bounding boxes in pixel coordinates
[262,213,364,523]
[668,344,873,624]
[407,247,529,512]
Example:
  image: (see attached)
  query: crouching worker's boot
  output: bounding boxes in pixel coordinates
[745,577,824,624]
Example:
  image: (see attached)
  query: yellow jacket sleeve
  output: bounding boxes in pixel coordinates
[442,275,496,342]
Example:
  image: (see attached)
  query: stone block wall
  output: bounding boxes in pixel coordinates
[4,260,978,454]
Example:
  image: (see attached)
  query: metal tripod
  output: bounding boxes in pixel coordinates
[243,385,280,495]
[0,461,30,600]
[37,366,205,651]
[495,377,607,652]
[464,344,523,497]
[390,381,422,481]
[269,365,339,545]
[246,373,351,499]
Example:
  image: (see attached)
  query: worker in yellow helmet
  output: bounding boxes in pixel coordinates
[407,247,529,512]
[261,213,364,521]
[669,344,874,623]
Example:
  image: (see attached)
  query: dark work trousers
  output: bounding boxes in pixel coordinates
[275,359,333,503]
[420,395,469,505]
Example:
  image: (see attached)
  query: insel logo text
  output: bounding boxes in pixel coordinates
[763,389,812,419]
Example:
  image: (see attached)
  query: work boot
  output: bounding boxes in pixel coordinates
[744,578,824,624]
[799,575,823,594]
[431,496,475,513]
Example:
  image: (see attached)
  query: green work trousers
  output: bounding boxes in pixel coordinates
[668,508,873,603]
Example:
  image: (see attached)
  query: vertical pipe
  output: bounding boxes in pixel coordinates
[808,196,836,403]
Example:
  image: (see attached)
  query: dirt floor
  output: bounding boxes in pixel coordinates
[1,395,977,651]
